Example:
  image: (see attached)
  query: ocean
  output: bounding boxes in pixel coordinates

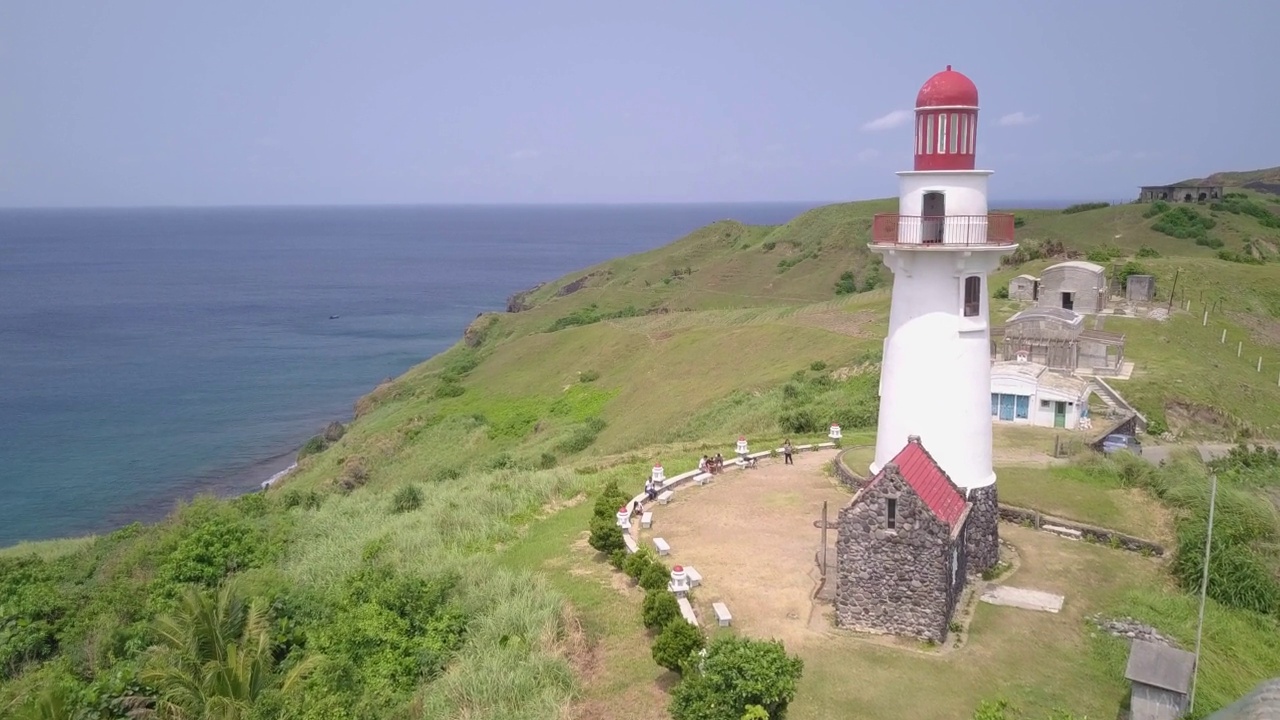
[0,203,822,546]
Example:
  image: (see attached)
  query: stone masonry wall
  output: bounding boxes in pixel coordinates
[835,467,955,643]
[965,484,999,575]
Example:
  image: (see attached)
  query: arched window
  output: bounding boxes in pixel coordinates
[963,276,981,317]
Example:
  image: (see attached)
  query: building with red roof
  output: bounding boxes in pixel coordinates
[834,435,972,643]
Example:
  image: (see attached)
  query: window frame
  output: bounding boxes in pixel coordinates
[886,497,898,530]
[963,275,982,317]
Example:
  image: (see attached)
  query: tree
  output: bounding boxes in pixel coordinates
[642,590,680,631]
[127,580,318,719]
[652,619,705,673]
[588,515,625,555]
[669,635,804,720]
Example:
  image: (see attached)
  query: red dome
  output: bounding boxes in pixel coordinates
[915,65,978,108]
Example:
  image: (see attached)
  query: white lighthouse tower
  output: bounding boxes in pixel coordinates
[867,66,1016,572]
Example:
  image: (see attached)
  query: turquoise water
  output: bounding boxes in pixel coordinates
[0,203,819,545]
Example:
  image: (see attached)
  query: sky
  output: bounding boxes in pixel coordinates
[2,0,1277,207]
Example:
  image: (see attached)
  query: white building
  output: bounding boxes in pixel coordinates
[990,357,1094,429]
[867,65,1016,573]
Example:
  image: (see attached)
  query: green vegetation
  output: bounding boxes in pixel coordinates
[5,183,1280,718]
[1062,202,1110,214]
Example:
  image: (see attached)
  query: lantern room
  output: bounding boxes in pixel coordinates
[914,65,979,172]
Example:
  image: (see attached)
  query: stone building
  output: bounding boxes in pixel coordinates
[1138,184,1224,204]
[1037,260,1107,314]
[1127,274,1156,302]
[991,307,1126,374]
[835,437,970,643]
[1125,639,1196,720]
[1008,273,1039,302]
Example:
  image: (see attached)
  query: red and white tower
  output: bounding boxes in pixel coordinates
[867,66,1017,573]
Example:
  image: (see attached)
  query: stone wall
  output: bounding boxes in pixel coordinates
[834,467,961,643]
[998,504,1165,556]
[831,449,869,491]
[964,484,999,574]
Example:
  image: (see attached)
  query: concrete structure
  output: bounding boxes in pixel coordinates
[865,65,1014,575]
[1037,260,1107,314]
[829,423,842,441]
[1207,677,1280,719]
[668,565,690,596]
[991,307,1126,374]
[978,585,1065,613]
[1125,639,1196,720]
[1127,274,1157,303]
[991,358,1094,429]
[835,437,970,642]
[1138,184,1224,204]
[1008,274,1038,301]
[651,464,665,483]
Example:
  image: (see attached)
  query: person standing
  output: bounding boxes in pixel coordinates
[783,439,793,465]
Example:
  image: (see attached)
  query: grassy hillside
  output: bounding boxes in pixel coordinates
[5,190,1280,719]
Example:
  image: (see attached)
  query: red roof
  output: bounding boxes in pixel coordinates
[916,65,979,108]
[878,438,968,526]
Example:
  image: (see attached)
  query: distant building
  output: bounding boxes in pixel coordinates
[991,307,1126,375]
[1038,261,1107,314]
[1127,274,1156,303]
[991,356,1094,429]
[835,437,969,643]
[1008,274,1039,302]
[1125,639,1196,720]
[1138,184,1224,203]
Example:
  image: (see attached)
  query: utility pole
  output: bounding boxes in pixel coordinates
[1167,268,1181,313]
[1189,471,1218,715]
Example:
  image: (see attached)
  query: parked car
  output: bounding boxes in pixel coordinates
[1101,433,1142,455]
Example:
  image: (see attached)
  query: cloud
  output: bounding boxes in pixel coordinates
[861,110,913,132]
[507,148,541,161]
[997,111,1039,127]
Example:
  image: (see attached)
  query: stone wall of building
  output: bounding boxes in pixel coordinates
[965,484,999,574]
[1009,275,1038,302]
[831,451,865,491]
[834,468,960,643]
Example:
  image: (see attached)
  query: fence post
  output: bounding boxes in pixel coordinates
[1238,341,1243,358]
[1203,310,1208,326]
[1185,299,1191,311]
[1259,357,1264,373]
[1221,329,1226,344]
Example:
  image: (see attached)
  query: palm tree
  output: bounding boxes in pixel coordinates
[129,580,317,720]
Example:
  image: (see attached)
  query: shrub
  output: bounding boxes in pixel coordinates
[547,303,642,333]
[1217,249,1263,264]
[390,485,423,514]
[652,618,706,672]
[1136,245,1161,258]
[642,590,681,631]
[1195,236,1226,249]
[1013,215,1026,228]
[485,453,516,470]
[297,435,327,460]
[1085,246,1123,263]
[833,271,857,295]
[669,635,804,720]
[777,407,820,435]
[588,515,625,555]
[578,369,601,383]
[537,452,558,469]
[1116,261,1148,286]
[609,548,628,570]
[1062,202,1109,214]
[434,379,465,398]
[761,241,776,252]
[1151,206,1215,241]
[1142,200,1170,218]
[592,480,629,522]
[993,284,1010,299]
[624,548,659,581]
[809,360,827,372]
[639,562,671,592]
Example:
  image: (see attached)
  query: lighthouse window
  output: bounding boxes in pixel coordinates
[963,276,981,317]
[886,498,898,530]
[968,114,977,154]
[936,114,947,154]
[949,113,960,154]
[916,115,924,155]
[957,114,968,154]
[925,114,934,154]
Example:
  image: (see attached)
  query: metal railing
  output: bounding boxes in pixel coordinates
[871,213,1017,246]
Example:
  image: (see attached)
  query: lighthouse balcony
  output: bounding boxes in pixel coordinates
[872,213,1016,247]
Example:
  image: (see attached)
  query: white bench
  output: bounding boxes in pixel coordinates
[622,534,639,554]
[677,597,699,626]
[795,444,814,451]
[657,490,674,505]
[712,602,732,627]
[653,537,670,556]
[1043,523,1083,541]
[684,566,702,587]
[694,472,713,486]
[641,511,653,529]
[816,441,836,448]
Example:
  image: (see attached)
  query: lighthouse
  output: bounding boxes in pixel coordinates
[867,66,1016,573]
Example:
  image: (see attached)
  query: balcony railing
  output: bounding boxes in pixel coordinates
[871,213,1016,247]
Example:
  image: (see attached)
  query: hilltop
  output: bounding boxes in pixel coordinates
[4,188,1280,720]
[1179,166,1280,195]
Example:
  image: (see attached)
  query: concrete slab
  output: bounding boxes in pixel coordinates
[979,584,1065,613]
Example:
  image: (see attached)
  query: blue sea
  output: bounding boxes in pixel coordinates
[0,203,823,546]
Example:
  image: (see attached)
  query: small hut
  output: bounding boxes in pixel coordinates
[1125,639,1196,720]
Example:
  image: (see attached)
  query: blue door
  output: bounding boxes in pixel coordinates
[999,394,1015,421]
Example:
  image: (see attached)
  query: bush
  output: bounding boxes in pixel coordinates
[1136,245,1161,258]
[1196,236,1226,249]
[1013,215,1026,228]
[1143,200,1170,218]
[434,379,465,398]
[993,284,1010,299]
[588,515,625,555]
[624,548,659,581]
[547,303,642,332]
[1152,206,1215,241]
[639,562,671,592]
[1062,202,1109,214]
[669,635,804,720]
[652,618,706,672]
[833,271,857,295]
[1085,246,1123,263]
[592,479,629,522]
[390,485,423,514]
[1116,261,1148,286]
[297,435,327,460]
[642,590,681,631]
[578,369,601,383]
[809,360,827,372]
[1217,249,1263,264]
[537,452,558,469]
[761,241,776,252]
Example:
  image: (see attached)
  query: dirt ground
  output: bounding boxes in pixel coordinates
[636,450,849,647]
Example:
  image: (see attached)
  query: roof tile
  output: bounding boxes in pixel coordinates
[875,439,967,527]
